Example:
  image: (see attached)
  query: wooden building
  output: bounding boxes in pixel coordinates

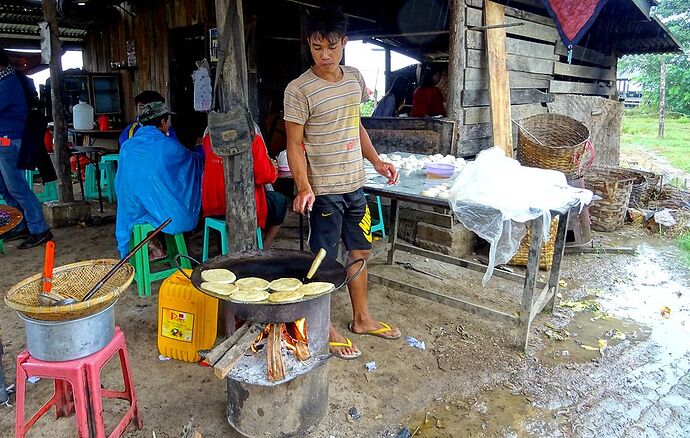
[0,0,681,161]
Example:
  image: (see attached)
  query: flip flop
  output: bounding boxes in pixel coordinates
[348,321,402,340]
[329,337,361,360]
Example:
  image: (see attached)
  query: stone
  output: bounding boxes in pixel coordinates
[42,201,91,228]
[415,221,475,258]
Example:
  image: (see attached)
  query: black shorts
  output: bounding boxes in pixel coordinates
[265,190,288,228]
[309,188,372,259]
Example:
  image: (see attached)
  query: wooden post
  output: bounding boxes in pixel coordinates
[484,0,513,157]
[658,57,666,139]
[215,0,258,253]
[446,0,465,154]
[42,0,74,203]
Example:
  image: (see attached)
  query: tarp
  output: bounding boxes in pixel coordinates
[540,0,609,48]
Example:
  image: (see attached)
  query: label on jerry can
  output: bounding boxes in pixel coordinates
[161,308,195,343]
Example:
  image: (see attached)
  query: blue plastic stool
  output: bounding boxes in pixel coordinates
[24,170,58,203]
[84,162,117,203]
[365,193,386,238]
[0,239,5,255]
[202,217,264,261]
[130,223,191,297]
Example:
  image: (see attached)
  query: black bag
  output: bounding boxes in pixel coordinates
[16,74,57,183]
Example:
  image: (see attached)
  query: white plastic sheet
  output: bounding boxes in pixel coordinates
[448,148,593,284]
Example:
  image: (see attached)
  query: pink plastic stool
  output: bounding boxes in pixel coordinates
[15,327,142,438]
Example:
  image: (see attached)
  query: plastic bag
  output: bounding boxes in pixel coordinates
[448,148,592,284]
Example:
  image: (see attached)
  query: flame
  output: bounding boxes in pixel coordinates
[249,318,309,356]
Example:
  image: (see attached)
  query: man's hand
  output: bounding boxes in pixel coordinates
[373,160,399,185]
[293,187,316,214]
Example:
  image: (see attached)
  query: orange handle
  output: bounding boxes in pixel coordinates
[42,240,55,293]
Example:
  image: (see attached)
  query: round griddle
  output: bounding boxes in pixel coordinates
[182,250,362,322]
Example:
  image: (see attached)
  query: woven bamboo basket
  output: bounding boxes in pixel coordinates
[0,205,23,235]
[584,167,635,232]
[4,259,134,321]
[509,218,559,270]
[516,114,593,179]
[626,168,661,207]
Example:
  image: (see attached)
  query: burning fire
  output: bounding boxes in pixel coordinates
[250,318,310,360]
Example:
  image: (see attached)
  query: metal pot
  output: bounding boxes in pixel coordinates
[18,301,116,361]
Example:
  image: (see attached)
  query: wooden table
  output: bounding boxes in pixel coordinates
[68,128,121,147]
[364,168,574,351]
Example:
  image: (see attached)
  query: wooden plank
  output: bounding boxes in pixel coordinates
[554,42,615,67]
[461,122,493,140]
[464,103,546,124]
[518,215,544,350]
[466,0,554,26]
[466,49,554,75]
[213,322,264,379]
[447,0,465,123]
[466,6,559,42]
[458,137,493,157]
[464,68,551,89]
[370,273,518,325]
[463,88,554,107]
[553,62,615,81]
[549,80,615,96]
[529,283,553,322]
[205,322,251,366]
[484,0,513,154]
[467,30,557,60]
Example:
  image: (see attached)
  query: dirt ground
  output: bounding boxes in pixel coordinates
[1,210,689,437]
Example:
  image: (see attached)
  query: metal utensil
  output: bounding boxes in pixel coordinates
[396,261,444,280]
[303,248,327,283]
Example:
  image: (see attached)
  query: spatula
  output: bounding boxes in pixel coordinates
[302,248,327,283]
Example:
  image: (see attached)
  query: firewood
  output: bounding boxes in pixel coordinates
[294,341,311,361]
[267,323,285,381]
[213,323,263,379]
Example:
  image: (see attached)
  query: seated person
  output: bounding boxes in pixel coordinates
[410,68,445,117]
[201,125,288,249]
[372,76,409,117]
[119,90,177,147]
[114,102,202,257]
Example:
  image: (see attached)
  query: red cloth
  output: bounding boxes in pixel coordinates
[547,0,602,41]
[201,133,277,228]
[410,86,445,117]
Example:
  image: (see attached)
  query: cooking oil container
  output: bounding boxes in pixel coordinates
[158,270,218,362]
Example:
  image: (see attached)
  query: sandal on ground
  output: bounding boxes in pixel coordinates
[348,321,402,340]
[329,337,361,360]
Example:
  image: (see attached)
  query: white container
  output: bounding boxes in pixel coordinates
[73,100,94,130]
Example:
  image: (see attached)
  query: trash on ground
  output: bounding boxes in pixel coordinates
[27,376,40,384]
[394,427,412,438]
[543,323,573,341]
[661,306,672,319]
[365,361,377,371]
[159,355,172,361]
[348,406,362,421]
[559,299,601,313]
[406,336,426,350]
[436,419,446,428]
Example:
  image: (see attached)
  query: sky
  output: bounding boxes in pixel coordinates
[27,50,84,86]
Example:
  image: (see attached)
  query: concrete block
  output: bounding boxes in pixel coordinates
[42,201,92,228]
[415,221,475,257]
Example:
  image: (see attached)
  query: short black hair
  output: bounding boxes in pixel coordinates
[0,47,9,68]
[134,90,165,105]
[141,114,169,128]
[305,5,348,43]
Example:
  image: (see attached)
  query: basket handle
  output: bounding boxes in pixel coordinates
[572,139,595,177]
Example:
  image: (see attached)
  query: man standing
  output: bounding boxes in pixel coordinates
[284,7,400,359]
[0,47,52,249]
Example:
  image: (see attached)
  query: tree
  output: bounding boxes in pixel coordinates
[619,0,690,115]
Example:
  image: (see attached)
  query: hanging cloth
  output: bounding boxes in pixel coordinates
[539,0,609,49]
[192,59,212,112]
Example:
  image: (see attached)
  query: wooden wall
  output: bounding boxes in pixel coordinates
[458,0,619,157]
[82,0,213,122]
[362,118,456,156]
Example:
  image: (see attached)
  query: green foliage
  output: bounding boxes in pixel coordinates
[678,232,690,263]
[619,0,690,115]
[360,100,375,117]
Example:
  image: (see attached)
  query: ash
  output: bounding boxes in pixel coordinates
[228,350,329,386]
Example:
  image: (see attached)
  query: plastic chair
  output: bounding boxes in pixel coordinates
[24,170,58,203]
[365,193,386,238]
[0,239,5,255]
[130,223,191,297]
[15,327,142,438]
[202,217,264,262]
[84,162,117,203]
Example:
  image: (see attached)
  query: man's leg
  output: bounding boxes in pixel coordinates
[262,225,281,249]
[263,191,288,249]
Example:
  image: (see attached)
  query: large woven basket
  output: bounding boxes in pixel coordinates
[584,167,635,232]
[626,168,661,208]
[509,218,559,270]
[516,114,593,179]
[5,259,134,321]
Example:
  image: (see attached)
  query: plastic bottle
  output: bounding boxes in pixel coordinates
[158,270,218,362]
[72,100,94,130]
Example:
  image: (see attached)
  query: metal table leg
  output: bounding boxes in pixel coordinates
[518,215,544,351]
[386,199,399,265]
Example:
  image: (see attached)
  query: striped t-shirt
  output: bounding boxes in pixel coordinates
[284,66,368,195]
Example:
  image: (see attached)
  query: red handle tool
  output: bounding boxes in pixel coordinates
[42,240,55,293]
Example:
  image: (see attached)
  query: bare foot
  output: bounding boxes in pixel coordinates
[349,318,401,340]
[329,324,361,359]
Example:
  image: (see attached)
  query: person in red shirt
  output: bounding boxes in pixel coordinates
[410,68,445,117]
[201,128,288,248]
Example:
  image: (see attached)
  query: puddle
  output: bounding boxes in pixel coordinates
[405,388,564,437]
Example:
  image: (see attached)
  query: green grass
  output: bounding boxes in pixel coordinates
[679,232,690,263]
[621,114,690,173]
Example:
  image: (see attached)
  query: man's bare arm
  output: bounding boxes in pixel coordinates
[285,121,316,212]
[359,122,399,185]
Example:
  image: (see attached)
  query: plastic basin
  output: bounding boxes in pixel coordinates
[426,163,455,178]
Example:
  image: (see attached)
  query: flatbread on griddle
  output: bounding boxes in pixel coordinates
[267,290,304,303]
[230,289,270,303]
[298,282,334,296]
[235,277,270,291]
[200,282,238,296]
[269,277,302,292]
[201,268,236,284]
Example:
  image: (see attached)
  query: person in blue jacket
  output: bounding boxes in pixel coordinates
[0,47,52,249]
[119,90,177,147]
[114,101,202,257]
